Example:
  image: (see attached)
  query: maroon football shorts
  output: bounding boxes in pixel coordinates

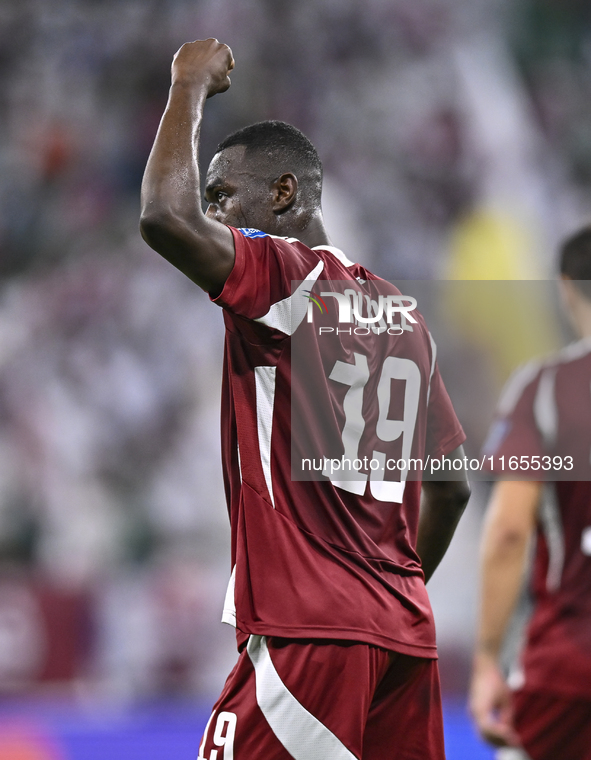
[197,635,445,760]
[511,688,591,760]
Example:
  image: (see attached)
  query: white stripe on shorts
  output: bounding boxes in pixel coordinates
[246,635,358,760]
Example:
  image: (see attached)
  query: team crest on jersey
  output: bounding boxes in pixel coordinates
[237,228,269,238]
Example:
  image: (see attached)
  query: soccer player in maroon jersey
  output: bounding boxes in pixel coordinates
[141,39,470,759]
[469,228,591,760]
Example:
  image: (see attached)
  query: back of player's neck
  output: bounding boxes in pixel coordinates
[294,214,332,249]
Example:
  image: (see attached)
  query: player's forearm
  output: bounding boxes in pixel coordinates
[140,80,208,246]
[417,479,470,582]
[475,507,532,659]
[469,479,540,749]
[139,57,234,294]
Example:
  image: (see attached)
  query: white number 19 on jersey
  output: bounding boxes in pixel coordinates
[323,352,421,504]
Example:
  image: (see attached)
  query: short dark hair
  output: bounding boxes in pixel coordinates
[560,226,591,300]
[216,120,323,206]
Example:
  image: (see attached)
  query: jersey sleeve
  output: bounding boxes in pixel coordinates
[424,362,466,459]
[482,362,545,470]
[211,227,323,321]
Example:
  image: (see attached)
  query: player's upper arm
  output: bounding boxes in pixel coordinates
[139,207,235,296]
[422,445,471,505]
[482,480,541,549]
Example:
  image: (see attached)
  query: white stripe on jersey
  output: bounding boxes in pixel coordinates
[236,441,242,481]
[312,244,356,268]
[221,565,236,627]
[246,635,357,760]
[497,338,591,420]
[539,483,565,593]
[426,332,437,407]
[255,260,324,335]
[255,366,277,507]
[550,334,591,364]
[497,359,542,417]
[533,368,558,449]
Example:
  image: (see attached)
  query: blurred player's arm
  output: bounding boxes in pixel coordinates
[469,479,541,748]
[140,39,235,295]
[417,445,470,583]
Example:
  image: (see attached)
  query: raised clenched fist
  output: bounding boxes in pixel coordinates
[171,38,234,97]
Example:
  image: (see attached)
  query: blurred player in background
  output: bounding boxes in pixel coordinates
[140,39,470,759]
[469,227,591,760]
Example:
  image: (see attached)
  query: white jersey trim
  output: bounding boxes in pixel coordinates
[497,360,542,417]
[426,332,437,407]
[238,229,356,269]
[221,565,236,627]
[246,635,357,760]
[236,441,243,482]
[312,244,356,268]
[533,368,558,449]
[255,366,277,507]
[549,335,591,364]
[255,260,324,336]
[539,483,565,593]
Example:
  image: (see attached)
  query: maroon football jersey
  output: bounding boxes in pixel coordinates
[211,227,465,657]
[484,338,591,697]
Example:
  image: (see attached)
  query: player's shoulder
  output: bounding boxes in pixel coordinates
[234,227,302,245]
[312,243,358,273]
[235,228,357,270]
[234,228,416,304]
[498,338,591,416]
[235,227,273,239]
[543,336,591,371]
[497,358,545,416]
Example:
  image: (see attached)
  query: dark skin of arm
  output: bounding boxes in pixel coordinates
[140,38,331,294]
[417,445,471,582]
[140,39,236,295]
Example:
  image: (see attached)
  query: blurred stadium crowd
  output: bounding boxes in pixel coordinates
[0,0,590,702]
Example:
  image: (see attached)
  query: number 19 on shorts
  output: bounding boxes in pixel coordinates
[198,711,237,760]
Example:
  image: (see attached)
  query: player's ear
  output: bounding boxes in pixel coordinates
[272,173,298,213]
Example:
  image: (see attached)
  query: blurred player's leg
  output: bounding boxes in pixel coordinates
[512,689,591,760]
